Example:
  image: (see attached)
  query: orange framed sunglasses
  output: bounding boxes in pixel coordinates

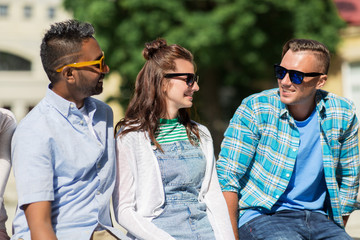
[56,52,105,73]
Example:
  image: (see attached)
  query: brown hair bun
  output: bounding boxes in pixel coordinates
[142,38,167,60]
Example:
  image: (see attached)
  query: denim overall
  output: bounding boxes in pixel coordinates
[152,140,216,240]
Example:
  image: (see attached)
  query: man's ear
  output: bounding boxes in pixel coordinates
[316,74,327,89]
[61,67,75,83]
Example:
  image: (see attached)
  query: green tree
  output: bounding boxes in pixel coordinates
[63,0,345,153]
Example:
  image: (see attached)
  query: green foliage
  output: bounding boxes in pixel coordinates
[63,0,345,151]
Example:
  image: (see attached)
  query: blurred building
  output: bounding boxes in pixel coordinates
[0,0,72,121]
[326,0,360,118]
[332,2,360,230]
[0,0,123,123]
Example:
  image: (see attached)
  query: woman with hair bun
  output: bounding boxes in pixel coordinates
[112,39,235,240]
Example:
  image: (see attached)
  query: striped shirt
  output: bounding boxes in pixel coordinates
[155,118,189,144]
[217,88,360,227]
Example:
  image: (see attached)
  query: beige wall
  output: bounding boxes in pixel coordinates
[324,26,360,98]
[0,0,72,121]
[0,0,124,123]
[326,25,360,202]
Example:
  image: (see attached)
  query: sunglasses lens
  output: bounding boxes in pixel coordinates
[289,71,303,84]
[186,74,197,86]
[275,66,286,79]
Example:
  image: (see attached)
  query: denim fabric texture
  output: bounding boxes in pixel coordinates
[152,140,216,240]
[238,210,352,240]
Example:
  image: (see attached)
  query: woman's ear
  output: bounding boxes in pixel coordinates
[162,80,168,93]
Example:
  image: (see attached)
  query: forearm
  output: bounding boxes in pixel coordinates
[29,223,57,240]
[222,191,239,240]
[24,202,57,240]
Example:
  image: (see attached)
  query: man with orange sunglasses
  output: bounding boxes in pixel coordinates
[11,20,128,240]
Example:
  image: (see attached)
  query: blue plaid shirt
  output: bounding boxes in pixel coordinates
[217,88,359,227]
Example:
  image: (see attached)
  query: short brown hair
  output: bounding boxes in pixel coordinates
[282,39,330,74]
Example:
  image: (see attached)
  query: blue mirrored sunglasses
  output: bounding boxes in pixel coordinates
[274,64,324,84]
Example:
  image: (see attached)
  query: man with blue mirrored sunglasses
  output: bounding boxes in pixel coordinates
[217,39,359,240]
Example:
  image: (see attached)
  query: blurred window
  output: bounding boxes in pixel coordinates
[348,62,360,118]
[48,7,55,19]
[0,51,31,71]
[0,5,8,17]
[24,5,32,18]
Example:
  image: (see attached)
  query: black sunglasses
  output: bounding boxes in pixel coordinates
[274,64,324,84]
[164,73,199,87]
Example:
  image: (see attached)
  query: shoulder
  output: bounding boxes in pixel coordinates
[233,88,282,122]
[193,121,210,134]
[191,121,213,141]
[0,108,16,120]
[241,88,280,106]
[318,90,355,108]
[0,108,16,129]
[13,99,60,143]
[317,90,358,131]
[317,90,356,115]
[116,128,148,143]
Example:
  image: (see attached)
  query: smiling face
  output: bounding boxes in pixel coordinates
[278,50,327,120]
[163,58,199,119]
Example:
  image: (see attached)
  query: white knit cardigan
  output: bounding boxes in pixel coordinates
[112,123,235,240]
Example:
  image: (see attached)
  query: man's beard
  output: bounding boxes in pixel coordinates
[80,73,105,96]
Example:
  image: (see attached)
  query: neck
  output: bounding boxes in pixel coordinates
[51,83,85,109]
[288,102,316,121]
[163,109,179,119]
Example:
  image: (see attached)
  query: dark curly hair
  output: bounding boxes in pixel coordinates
[40,19,95,83]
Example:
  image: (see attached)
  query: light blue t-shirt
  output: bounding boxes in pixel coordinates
[239,108,326,227]
[11,88,128,240]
